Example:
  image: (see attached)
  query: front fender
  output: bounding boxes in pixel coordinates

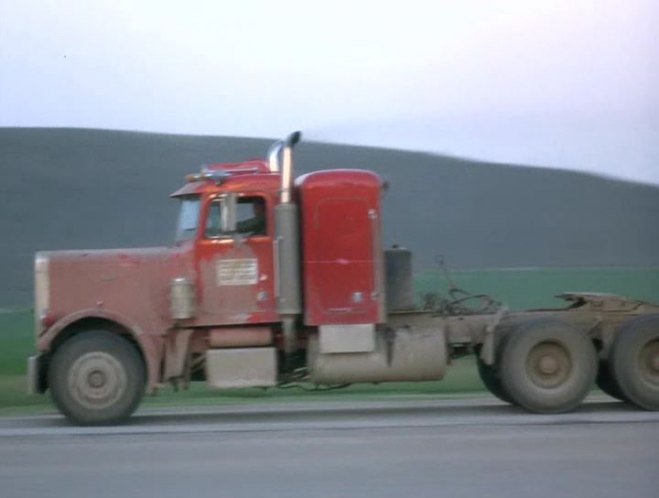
[37,308,163,392]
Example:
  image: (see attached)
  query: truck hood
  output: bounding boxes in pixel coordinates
[38,246,175,265]
[36,246,193,334]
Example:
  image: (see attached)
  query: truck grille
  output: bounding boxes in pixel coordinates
[34,253,50,335]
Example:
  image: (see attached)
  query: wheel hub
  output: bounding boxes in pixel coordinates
[88,370,106,388]
[538,355,559,375]
[527,341,571,389]
[67,352,127,410]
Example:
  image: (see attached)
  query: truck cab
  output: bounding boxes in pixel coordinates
[171,161,282,326]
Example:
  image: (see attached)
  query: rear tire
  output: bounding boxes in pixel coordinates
[476,327,515,404]
[500,319,597,413]
[610,315,659,411]
[477,359,513,404]
[596,360,627,402]
[49,331,145,425]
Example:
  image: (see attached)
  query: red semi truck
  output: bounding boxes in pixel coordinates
[28,132,659,425]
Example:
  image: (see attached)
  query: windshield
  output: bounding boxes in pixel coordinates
[175,196,200,243]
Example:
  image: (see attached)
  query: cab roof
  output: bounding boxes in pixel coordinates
[171,160,280,197]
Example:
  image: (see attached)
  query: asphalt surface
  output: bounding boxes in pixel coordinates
[1,395,657,498]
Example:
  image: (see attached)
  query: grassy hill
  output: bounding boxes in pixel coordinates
[1,127,658,306]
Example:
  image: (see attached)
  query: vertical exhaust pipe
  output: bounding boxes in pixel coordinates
[268,131,301,200]
[280,131,301,204]
[268,141,282,172]
[271,132,303,359]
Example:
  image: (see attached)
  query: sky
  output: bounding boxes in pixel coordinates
[1,0,657,184]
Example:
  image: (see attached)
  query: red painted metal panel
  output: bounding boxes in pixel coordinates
[40,245,192,389]
[172,168,282,326]
[39,165,282,382]
[297,169,384,325]
[193,190,279,326]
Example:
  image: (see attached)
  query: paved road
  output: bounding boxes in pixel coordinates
[1,395,657,498]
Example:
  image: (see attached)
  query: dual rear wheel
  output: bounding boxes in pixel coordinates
[498,320,597,413]
[479,316,659,413]
[607,315,659,410]
[478,319,598,413]
[490,319,598,413]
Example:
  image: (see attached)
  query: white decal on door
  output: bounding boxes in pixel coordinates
[216,259,258,286]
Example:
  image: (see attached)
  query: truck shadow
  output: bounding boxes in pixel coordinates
[126,398,632,428]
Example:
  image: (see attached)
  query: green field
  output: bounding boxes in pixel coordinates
[417,266,659,310]
[1,267,657,414]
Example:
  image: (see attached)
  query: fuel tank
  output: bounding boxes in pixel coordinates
[308,323,447,384]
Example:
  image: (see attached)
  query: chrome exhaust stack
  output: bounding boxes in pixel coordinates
[267,141,282,172]
[270,132,303,359]
[280,131,301,204]
[268,131,301,204]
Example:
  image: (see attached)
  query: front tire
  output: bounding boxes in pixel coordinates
[500,319,597,414]
[49,331,145,425]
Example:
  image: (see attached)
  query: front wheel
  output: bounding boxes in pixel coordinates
[49,331,145,425]
[500,319,597,414]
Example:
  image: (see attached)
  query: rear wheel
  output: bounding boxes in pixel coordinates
[49,331,145,425]
[476,331,514,404]
[610,315,659,411]
[596,361,627,402]
[477,359,513,404]
[500,319,597,413]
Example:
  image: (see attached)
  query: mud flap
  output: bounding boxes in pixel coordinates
[27,354,45,394]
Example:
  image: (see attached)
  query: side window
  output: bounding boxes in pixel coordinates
[236,197,267,236]
[205,201,224,238]
[175,196,200,243]
[205,196,267,238]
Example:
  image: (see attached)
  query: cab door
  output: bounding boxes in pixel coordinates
[194,193,277,325]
